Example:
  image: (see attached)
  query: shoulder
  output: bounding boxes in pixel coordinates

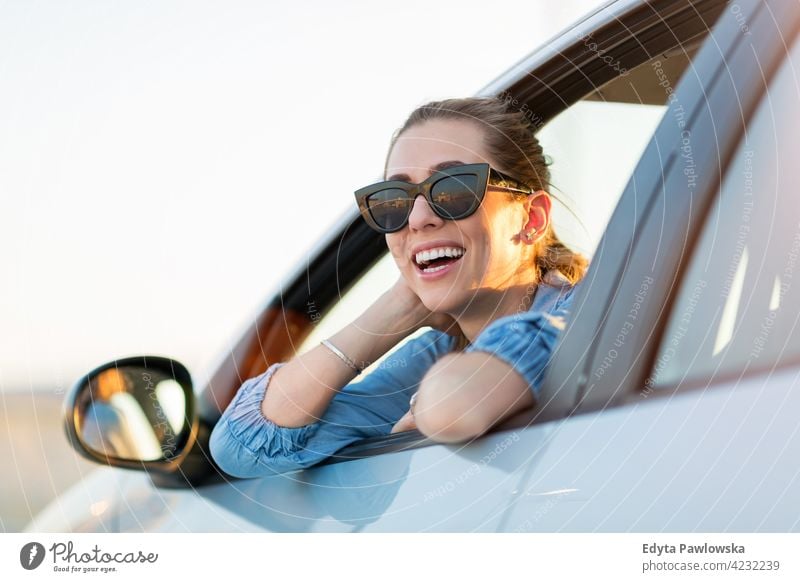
[532,269,579,315]
[473,270,577,341]
[465,273,578,394]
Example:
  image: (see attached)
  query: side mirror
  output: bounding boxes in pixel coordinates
[64,356,198,475]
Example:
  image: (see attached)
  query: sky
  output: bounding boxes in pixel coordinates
[0,0,606,392]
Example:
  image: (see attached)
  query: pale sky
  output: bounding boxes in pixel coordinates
[0,1,608,392]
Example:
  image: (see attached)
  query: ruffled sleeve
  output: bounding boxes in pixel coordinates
[209,363,321,478]
[464,279,576,400]
[209,330,454,478]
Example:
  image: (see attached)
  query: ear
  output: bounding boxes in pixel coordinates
[520,190,551,244]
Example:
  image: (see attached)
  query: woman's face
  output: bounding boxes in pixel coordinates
[385,118,543,316]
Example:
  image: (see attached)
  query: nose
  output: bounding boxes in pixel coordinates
[407,194,444,231]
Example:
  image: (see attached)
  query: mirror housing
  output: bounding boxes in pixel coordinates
[64,356,199,477]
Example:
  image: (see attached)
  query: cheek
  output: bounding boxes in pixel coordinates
[457,215,492,257]
[385,235,410,268]
[457,210,516,273]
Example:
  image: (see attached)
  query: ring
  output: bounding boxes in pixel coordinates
[409,391,419,414]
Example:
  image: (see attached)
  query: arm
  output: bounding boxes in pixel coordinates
[261,278,455,428]
[413,310,569,443]
[412,352,534,442]
[209,329,454,477]
[209,276,460,477]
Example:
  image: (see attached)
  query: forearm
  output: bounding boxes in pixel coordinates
[413,352,535,442]
[261,301,418,428]
[413,308,565,441]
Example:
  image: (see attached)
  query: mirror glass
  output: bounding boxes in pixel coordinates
[76,366,189,462]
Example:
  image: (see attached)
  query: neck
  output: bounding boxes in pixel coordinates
[454,281,540,343]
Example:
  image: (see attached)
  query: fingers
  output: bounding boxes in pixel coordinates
[390,409,417,433]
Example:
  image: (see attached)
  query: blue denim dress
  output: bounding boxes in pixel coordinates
[210,271,576,477]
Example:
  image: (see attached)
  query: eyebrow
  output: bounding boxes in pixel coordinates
[387,160,465,181]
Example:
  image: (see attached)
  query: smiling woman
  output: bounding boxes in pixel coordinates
[209,96,587,477]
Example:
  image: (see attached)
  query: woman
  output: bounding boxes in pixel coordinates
[209,97,587,478]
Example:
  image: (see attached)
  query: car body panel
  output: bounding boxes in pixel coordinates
[30,365,800,532]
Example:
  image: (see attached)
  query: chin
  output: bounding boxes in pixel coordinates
[417,289,463,316]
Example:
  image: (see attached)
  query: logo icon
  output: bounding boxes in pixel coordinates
[20,542,46,570]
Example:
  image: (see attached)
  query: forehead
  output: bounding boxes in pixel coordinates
[386,118,490,181]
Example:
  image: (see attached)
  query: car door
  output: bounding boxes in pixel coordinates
[521,0,800,531]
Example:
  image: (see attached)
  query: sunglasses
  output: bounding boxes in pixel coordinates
[354,163,534,234]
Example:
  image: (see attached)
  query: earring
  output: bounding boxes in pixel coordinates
[525,229,536,241]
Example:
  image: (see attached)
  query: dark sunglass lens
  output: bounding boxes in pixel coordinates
[430,174,482,219]
[367,188,412,231]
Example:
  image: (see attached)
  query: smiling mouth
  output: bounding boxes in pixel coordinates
[413,247,466,273]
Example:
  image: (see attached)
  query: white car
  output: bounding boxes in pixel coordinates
[30,0,800,532]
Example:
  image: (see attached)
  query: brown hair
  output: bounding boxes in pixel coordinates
[384,97,588,350]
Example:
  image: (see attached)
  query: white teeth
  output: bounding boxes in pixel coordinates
[421,264,449,273]
[414,246,465,266]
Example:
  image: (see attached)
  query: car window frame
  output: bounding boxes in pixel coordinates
[197,0,738,468]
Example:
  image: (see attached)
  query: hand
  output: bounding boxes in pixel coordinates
[390,408,417,433]
[382,277,463,337]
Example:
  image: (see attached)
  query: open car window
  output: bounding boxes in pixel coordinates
[297,55,707,459]
[536,97,665,257]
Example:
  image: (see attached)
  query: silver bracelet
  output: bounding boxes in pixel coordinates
[320,339,364,374]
